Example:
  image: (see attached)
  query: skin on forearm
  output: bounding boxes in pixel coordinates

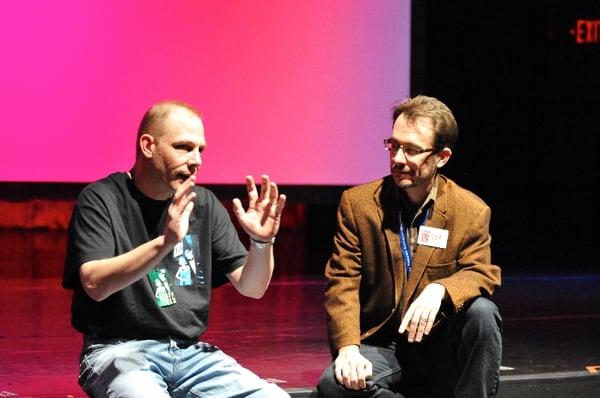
[228,175,285,299]
[79,235,175,302]
[227,245,274,299]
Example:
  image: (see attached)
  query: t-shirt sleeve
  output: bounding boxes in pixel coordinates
[62,187,115,290]
[208,193,248,287]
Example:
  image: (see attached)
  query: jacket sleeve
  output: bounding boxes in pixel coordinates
[323,190,363,352]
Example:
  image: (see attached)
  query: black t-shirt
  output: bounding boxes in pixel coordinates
[62,172,247,340]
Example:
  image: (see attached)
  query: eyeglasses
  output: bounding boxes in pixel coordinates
[383,139,436,157]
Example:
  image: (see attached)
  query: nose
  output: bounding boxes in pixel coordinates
[188,150,202,174]
[190,149,202,166]
[392,148,408,163]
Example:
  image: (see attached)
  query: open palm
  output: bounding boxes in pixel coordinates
[232,175,286,242]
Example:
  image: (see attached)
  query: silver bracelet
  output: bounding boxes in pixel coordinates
[250,237,276,249]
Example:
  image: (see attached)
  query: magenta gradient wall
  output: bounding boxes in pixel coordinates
[1,1,411,185]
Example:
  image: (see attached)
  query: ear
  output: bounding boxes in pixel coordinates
[139,133,155,159]
[435,147,452,169]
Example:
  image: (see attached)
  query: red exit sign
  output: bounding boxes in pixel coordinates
[570,19,600,44]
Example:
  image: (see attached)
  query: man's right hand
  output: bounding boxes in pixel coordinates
[334,345,373,390]
[163,175,197,245]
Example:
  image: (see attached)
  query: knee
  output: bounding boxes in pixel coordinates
[316,365,378,398]
[463,297,502,340]
[317,364,342,398]
[317,363,352,398]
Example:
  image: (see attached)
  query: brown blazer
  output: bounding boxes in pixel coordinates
[324,174,501,352]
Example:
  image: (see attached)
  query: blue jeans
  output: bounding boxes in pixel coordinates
[317,297,502,398]
[78,337,290,398]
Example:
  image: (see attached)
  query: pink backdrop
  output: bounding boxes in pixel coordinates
[0,1,411,185]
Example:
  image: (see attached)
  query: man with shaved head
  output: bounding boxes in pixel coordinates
[63,100,290,397]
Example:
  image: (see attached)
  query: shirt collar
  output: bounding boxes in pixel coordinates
[398,176,438,226]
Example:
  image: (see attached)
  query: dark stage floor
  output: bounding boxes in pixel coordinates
[1,230,599,397]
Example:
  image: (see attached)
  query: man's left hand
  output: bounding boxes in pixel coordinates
[399,283,446,343]
[232,175,286,242]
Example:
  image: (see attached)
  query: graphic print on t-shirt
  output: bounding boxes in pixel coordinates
[173,234,205,286]
[148,234,205,308]
[148,268,177,307]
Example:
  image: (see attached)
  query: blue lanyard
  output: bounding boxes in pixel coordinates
[399,208,429,276]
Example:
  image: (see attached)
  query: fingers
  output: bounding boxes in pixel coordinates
[399,284,445,343]
[398,305,413,334]
[173,175,195,198]
[400,307,439,343]
[234,175,286,240]
[335,362,369,390]
[356,361,372,389]
[245,175,258,209]
[258,176,278,217]
[243,175,285,214]
[232,198,245,220]
[244,175,275,211]
[265,182,286,218]
[406,314,419,343]
[164,176,196,244]
[274,193,287,216]
[423,311,437,336]
[172,176,197,214]
[181,200,195,219]
[334,348,372,391]
[259,175,271,204]
[247,175,272,211]
[410,308,426,342]
[334,362,344,385]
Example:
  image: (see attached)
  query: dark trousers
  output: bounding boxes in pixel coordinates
[317,297,502,398]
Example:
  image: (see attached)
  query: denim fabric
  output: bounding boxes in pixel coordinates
[317,297,502,398]
[317,343,406,398]
[78,338,290,398]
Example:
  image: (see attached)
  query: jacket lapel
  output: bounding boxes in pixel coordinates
[404,177,449,306]
[375,177,405,306]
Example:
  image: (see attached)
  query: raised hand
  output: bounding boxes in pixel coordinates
[232,175,286,242]
[163,176,197,245]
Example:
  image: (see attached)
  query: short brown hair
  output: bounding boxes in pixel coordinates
[135,100,202,159]
[391,95,458,150]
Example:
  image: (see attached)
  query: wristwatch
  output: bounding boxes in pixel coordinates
[250,237,276,249]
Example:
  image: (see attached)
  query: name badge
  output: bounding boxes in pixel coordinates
[417,226,449,249]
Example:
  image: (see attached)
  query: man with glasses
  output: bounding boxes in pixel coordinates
[63,100,290,397]
[317,95,502,397]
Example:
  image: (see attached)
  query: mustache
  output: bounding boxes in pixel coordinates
[392,166,412,173]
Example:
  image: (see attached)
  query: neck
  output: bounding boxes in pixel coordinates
[402,182,432,208]
[129,164,172,201]
[402,176,435,207]
[404,188,426,208]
